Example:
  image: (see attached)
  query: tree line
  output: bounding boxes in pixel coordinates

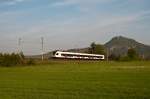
[0,52,35,66]
[88,42,141,61]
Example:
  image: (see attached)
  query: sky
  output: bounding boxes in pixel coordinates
[0,0,150,55]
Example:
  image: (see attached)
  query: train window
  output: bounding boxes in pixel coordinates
[98,56,103,58]
[62,54,73,57]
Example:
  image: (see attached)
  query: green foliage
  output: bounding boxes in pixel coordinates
[26,59,35,65]
[109,54,120,61]
[127,48,139,59]
[19,51,25,60]
[117,48,140,61]
[119,56,131,61]
[0,53,24,66]
[89,42,105,54]
[90,42,96,53]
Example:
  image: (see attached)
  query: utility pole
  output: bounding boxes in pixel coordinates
[106,48,109,61]
[18,38,22,53]
[18,37,23,60]
[41,37,44,61]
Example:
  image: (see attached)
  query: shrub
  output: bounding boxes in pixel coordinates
[0,53,24,66]
[26,59,35,65]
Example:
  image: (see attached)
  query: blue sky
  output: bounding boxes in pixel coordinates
[0,0,150,55]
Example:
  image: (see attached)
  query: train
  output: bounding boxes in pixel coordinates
[52,51,105,60]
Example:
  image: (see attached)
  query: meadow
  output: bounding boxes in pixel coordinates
[0,61,150,99]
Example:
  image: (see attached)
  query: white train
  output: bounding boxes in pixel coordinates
[53,51,105,60]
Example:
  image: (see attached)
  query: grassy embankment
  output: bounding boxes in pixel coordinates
[0,61,150,99]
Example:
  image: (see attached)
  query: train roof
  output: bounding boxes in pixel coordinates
[55,51,104,56]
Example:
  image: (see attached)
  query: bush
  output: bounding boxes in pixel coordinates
[0,53,24,66]
[109,54,121,61]
[119,56,131,61]
[26,59,35,65]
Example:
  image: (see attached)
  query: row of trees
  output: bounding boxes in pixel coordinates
[109,48,140,61]
[0,53,24,66]
[0,52,35,66]
[88,42,140,61]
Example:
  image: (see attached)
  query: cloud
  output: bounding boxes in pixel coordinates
[51,0,75,7]
[51,0,115,8]
[50,0,116,13]
[20,10,150,38]
[0,0,24,5]
[51,0,113,6]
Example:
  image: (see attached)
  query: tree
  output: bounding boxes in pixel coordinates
[90,42,96,54]
[127,48,139,60]
[19,51,25,59]
[0,53,24,66]
[118,48,140,61]
[109,54,120,61]
[89,42,105,55]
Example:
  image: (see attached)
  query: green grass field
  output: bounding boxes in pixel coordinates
[0,61,150,99]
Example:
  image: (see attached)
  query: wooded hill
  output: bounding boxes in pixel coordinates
[105,36,150,59]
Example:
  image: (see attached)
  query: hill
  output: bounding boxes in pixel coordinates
[104,36,150,59]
